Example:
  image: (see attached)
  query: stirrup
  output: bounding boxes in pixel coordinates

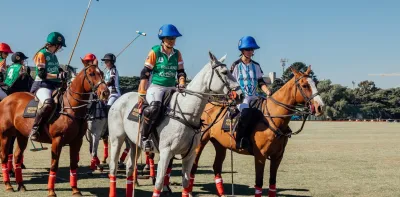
[143,140,154,152]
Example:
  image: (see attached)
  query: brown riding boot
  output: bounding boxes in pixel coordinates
[29,99,54,140]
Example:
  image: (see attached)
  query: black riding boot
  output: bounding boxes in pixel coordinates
[235,108,251,150]
[140,101,162,152]
[29,99,54,140]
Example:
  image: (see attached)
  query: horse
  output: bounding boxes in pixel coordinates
[107,51,243,197]
[0,59,109,197]
[85,110,132,172]
[188,66,325,197]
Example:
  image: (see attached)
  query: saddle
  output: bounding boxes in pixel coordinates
[23,88,63,123]
[127,89,176,125]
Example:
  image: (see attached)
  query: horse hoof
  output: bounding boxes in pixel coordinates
[21,163,27,169]
[5,187,14,192]
[17,185,27,192]
[48,195,57,197]
[188,193,194,197]
[72,191,83,197]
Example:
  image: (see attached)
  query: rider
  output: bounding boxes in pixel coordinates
[29,32,68,140]
[0,43,13,100]
[230,36,271,150]
[138,24,187,152]
[4,52,31,94]
[82,53,98,66]
[101,53,121,107]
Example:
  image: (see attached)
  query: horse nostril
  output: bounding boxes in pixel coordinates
[317,105,322,112]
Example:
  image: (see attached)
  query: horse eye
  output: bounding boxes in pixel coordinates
[89,72,95,77]
[221,70,228,75]
[302,84,309,89]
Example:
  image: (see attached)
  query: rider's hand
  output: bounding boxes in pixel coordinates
[57,72,68,80]
[178,83,186,92]
[265,89,272,96]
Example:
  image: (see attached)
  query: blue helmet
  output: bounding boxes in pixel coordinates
[238,36,260,50]
[158,24,182,40]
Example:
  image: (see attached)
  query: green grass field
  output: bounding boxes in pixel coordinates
[1,122,400,197]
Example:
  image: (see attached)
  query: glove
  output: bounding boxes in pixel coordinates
[57,72,68,80]
[177,83,186,92]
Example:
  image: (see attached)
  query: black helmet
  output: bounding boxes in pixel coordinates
[101,53,116,63]
[11,52,29,63]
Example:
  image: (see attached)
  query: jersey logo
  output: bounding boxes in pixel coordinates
[158,57,164,62]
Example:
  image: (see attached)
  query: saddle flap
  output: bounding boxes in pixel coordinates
[221,110,240,131]
[23,98,39,118]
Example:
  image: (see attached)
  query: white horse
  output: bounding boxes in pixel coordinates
[107,51,242,197]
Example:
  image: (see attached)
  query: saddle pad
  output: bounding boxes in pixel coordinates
[221,112,240,131]
[127,103,140,122]
[23,99,39,118]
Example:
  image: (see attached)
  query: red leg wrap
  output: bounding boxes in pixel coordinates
[126,175,133,197]
[109,174,117,197]
[104,144,109,160]
[146,152,150,165]
[214,175,224,196]
[152,188,161,197]
[48,171,57,190]
[14,163,23,184]
[90,158,97,171]
[120,148,129,162]
[7,154,13,172]
[255,185,263,197]
[268,184,276,197]
[2,163,10,182]
[70,169,77,187]
[149,158,155,177]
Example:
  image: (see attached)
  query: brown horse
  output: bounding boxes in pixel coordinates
[188,66,325,197]
[0,59,109,196]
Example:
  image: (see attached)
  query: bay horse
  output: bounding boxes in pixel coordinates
[0,59,109,196]
[188,66,325,197]
[107,51,242,197]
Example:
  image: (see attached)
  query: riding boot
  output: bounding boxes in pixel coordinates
[140,101,162,152]
[235,108,251,150]
[29,99,54,140]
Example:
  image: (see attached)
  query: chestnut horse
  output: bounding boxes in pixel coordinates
[189,66,325,197]
[0,60,109,196]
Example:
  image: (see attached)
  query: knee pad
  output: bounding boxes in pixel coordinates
[143,101,162,121]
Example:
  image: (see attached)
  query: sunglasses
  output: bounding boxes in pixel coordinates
[165,37,177,40]
[243,49,254,52]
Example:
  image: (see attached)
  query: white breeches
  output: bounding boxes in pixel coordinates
[107,94,119,106]
[145,84,175,104]
[236,95,258,112]
[36,88,52,103]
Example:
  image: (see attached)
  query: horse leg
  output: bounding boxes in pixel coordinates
[118,139,130,169]
[69,138,84,196]
[14,134,28,192]
[210,138,227,197]
[254,156,267,197]
[1,135,14,192]
[152,148,173,197]
[149,152,156,184]
[7,136,16,177]
[48,136,63,197]
[89,120,103,172]
[125,140,140,197]
[268,138,288,197]
[181,152,196,197]
[102,136,109,164]
[108,133,124,197]
[188,130,211,197]
[162,158,173,195]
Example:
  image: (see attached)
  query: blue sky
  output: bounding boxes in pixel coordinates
[2,0,399,88]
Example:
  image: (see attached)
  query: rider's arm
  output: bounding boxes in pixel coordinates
[106,68,116,86]
[177,51,186,85]
[138,50,156,95]
[255,64,271,95]
[35,53,57,79]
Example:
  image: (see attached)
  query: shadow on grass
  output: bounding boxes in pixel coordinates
[192,182,311,197]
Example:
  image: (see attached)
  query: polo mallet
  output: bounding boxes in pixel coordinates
[67,0,99,65]
[116,31,147,58]
[227,107,236,197]
[133,103,144,196]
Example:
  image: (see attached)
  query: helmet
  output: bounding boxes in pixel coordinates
[101,53,116,62]
[46,32,66,47]
[0,43,13,53]
[238,36,260,50]
[158,24,182,40]
[83,53,97,61]
[11,52,28,63]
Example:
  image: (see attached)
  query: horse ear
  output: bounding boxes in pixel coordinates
[80,58,88,67]
[290,66,300,76]
[304,65,311,75]
[208,51,217,62]
[219,54,227,63]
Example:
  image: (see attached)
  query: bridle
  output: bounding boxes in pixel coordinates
[264,74,320,137]
[59,64,107,119]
